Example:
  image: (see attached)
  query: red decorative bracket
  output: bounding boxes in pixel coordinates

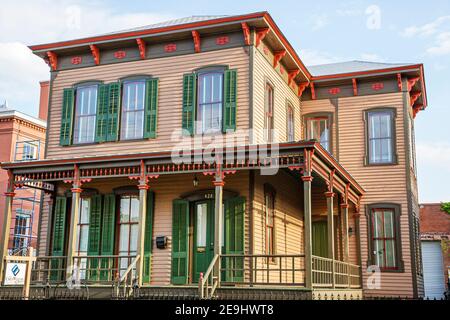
[352,78,358,96]
[397,73,403,91]
[89,45,100,65]
[273,50,286,68]
[192,30,201,53]
[412,104,423,118]
[241,22,251,45]
[136,38,146,59]
[288,69,300,86]
[407,77,420,92]
[255,28,270,47]
[310,82,316,100]
[46,51,58,71]
[298,82,309,97]
[410,91,422,107]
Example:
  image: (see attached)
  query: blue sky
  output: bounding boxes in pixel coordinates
[0,0,449,202]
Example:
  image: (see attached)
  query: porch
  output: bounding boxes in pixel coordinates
[0,141,365,299]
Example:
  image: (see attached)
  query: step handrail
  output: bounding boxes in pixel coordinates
[199,254,219,299]
[114,255,140,299]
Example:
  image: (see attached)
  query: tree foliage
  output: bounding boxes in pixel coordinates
[441,202,450,214]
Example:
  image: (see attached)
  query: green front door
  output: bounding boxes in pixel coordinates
[193,200,215,283]
[312,221,328,258]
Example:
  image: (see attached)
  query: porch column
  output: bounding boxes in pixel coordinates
[0,171,15,280]
[213,171,224,285]
[136,183,148,287]
[302,175,313,289]
[325,191,335,288]
[66,186,81,280]
[341,203,350,263]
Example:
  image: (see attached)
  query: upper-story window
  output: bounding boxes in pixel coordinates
[286,104,295,142]
[121,80,146,140]
[306,116,330,152]
[73,84,98,144]
[264,83,274,142]
[197,71,223,134]
[366,109,396,165]
[22,142,38,160]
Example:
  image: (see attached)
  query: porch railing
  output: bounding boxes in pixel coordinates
[199,254,219,299]
[220,254,306,286]
[31,256,67,284]
[312,255,361,289]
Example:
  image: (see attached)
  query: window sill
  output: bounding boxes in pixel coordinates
[364,161,399,167]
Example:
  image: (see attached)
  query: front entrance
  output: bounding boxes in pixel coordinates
[193,200,215,282]
[171,194,245,285]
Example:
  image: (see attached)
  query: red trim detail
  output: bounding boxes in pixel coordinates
[298,82,309,97]
[310,82,316,100]
[372,82,384,91]
[241,22,251,45]
[4,192,16,197]
[263,45,269,55]
[410,91,422,107]
[114,50,126,59]
[340,203,349,209]
[138,184,150,190]
[273,50,286,68]
[352,78,358,96]
[216,36,229,45]
[164,43,177,53]
[397,73,403,91]
[71,188,82,193]
[192,30,201,53]
[407,77,420,92]
[136,38,146,59]
[288,69,300,86]
[71,56,82,65]
[324,191,335,198]
[89,45,100,65]
[255,27,270,47]
[328,87,341,95]
[301,176,313,182]
[46,51,58,71]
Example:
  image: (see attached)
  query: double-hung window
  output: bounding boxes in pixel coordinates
[306,116,330,152]
[73,85,98,144]
[75,197,90,279]
[264,83,274,142]
[121,80,146,140]
[264,184,276,258]
[197,71,223,134]
[22,142,38,160]
[369,204,401,271]
[287,104,295,142]
[367,109,395,164]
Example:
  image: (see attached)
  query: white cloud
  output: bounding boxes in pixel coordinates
[360,53,385,62]
[299,49,341,66]
[417,142,450,171]
[308,14,329,31]
[401,16,450,38]
[426,32,450,56]
[0,0,176,116]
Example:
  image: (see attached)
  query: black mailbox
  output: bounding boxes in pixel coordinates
[156,236,168,249]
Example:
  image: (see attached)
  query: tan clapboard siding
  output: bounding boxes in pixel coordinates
[251,47,301,144]
[47,47,250,159]
[302,99,337,157]
[37,193,52,256]
[52,171,249,285]
[252,170,305,283]
[336,92,413,297]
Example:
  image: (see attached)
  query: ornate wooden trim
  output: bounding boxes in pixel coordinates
[255,28,270,47]
[298,82,309,97]
[136,38,146,59]
[407,77,420,92]
[241,22,251,45]
[273,50,286,68]
[397,73,403,91]
[192,30,201,53]
[352,78,358,96]
[288,69,300,86]
[46,51,58,71]
[310,82,316,100]
[410,91,422,107]
[89,44,100,65]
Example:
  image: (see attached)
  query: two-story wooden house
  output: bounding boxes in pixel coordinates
[0,12,427,299]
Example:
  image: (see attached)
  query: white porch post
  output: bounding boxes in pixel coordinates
[325,191,335,288]
[302,175,313,289]
[66,185,82,280]
[213,164,224,286]
[341,203,350,263]
[0,170,15,280]
[136,183,148,287]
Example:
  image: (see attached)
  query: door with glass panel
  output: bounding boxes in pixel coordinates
[118,195,139,277]
[193,200,215,283]
[75,197,90,279]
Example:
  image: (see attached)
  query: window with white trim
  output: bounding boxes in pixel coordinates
[367,110,395,164]
[196,71,223,134]
[120,80,146,140]
[287,104,295,142]
[73,85,98,144]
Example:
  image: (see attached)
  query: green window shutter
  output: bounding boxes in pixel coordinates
[224,196,245,282]
[87,195,102,280]
[106,82,121,142]
[60,88,75,146]
[171,199,189,285]
[95,84,109,143]
[223,69,237,132]
[100,194,116,281]
[182,73,196,135]
[51,196,67,281]
[143,191,155,283]
[144,79,159,139]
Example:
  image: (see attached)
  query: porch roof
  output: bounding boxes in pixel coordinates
[1,141,364,205]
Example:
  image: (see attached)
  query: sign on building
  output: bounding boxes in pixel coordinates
[3,262,26,285]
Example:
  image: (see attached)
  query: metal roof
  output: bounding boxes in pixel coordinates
[100,15,229,36]
[308,60,416,77]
